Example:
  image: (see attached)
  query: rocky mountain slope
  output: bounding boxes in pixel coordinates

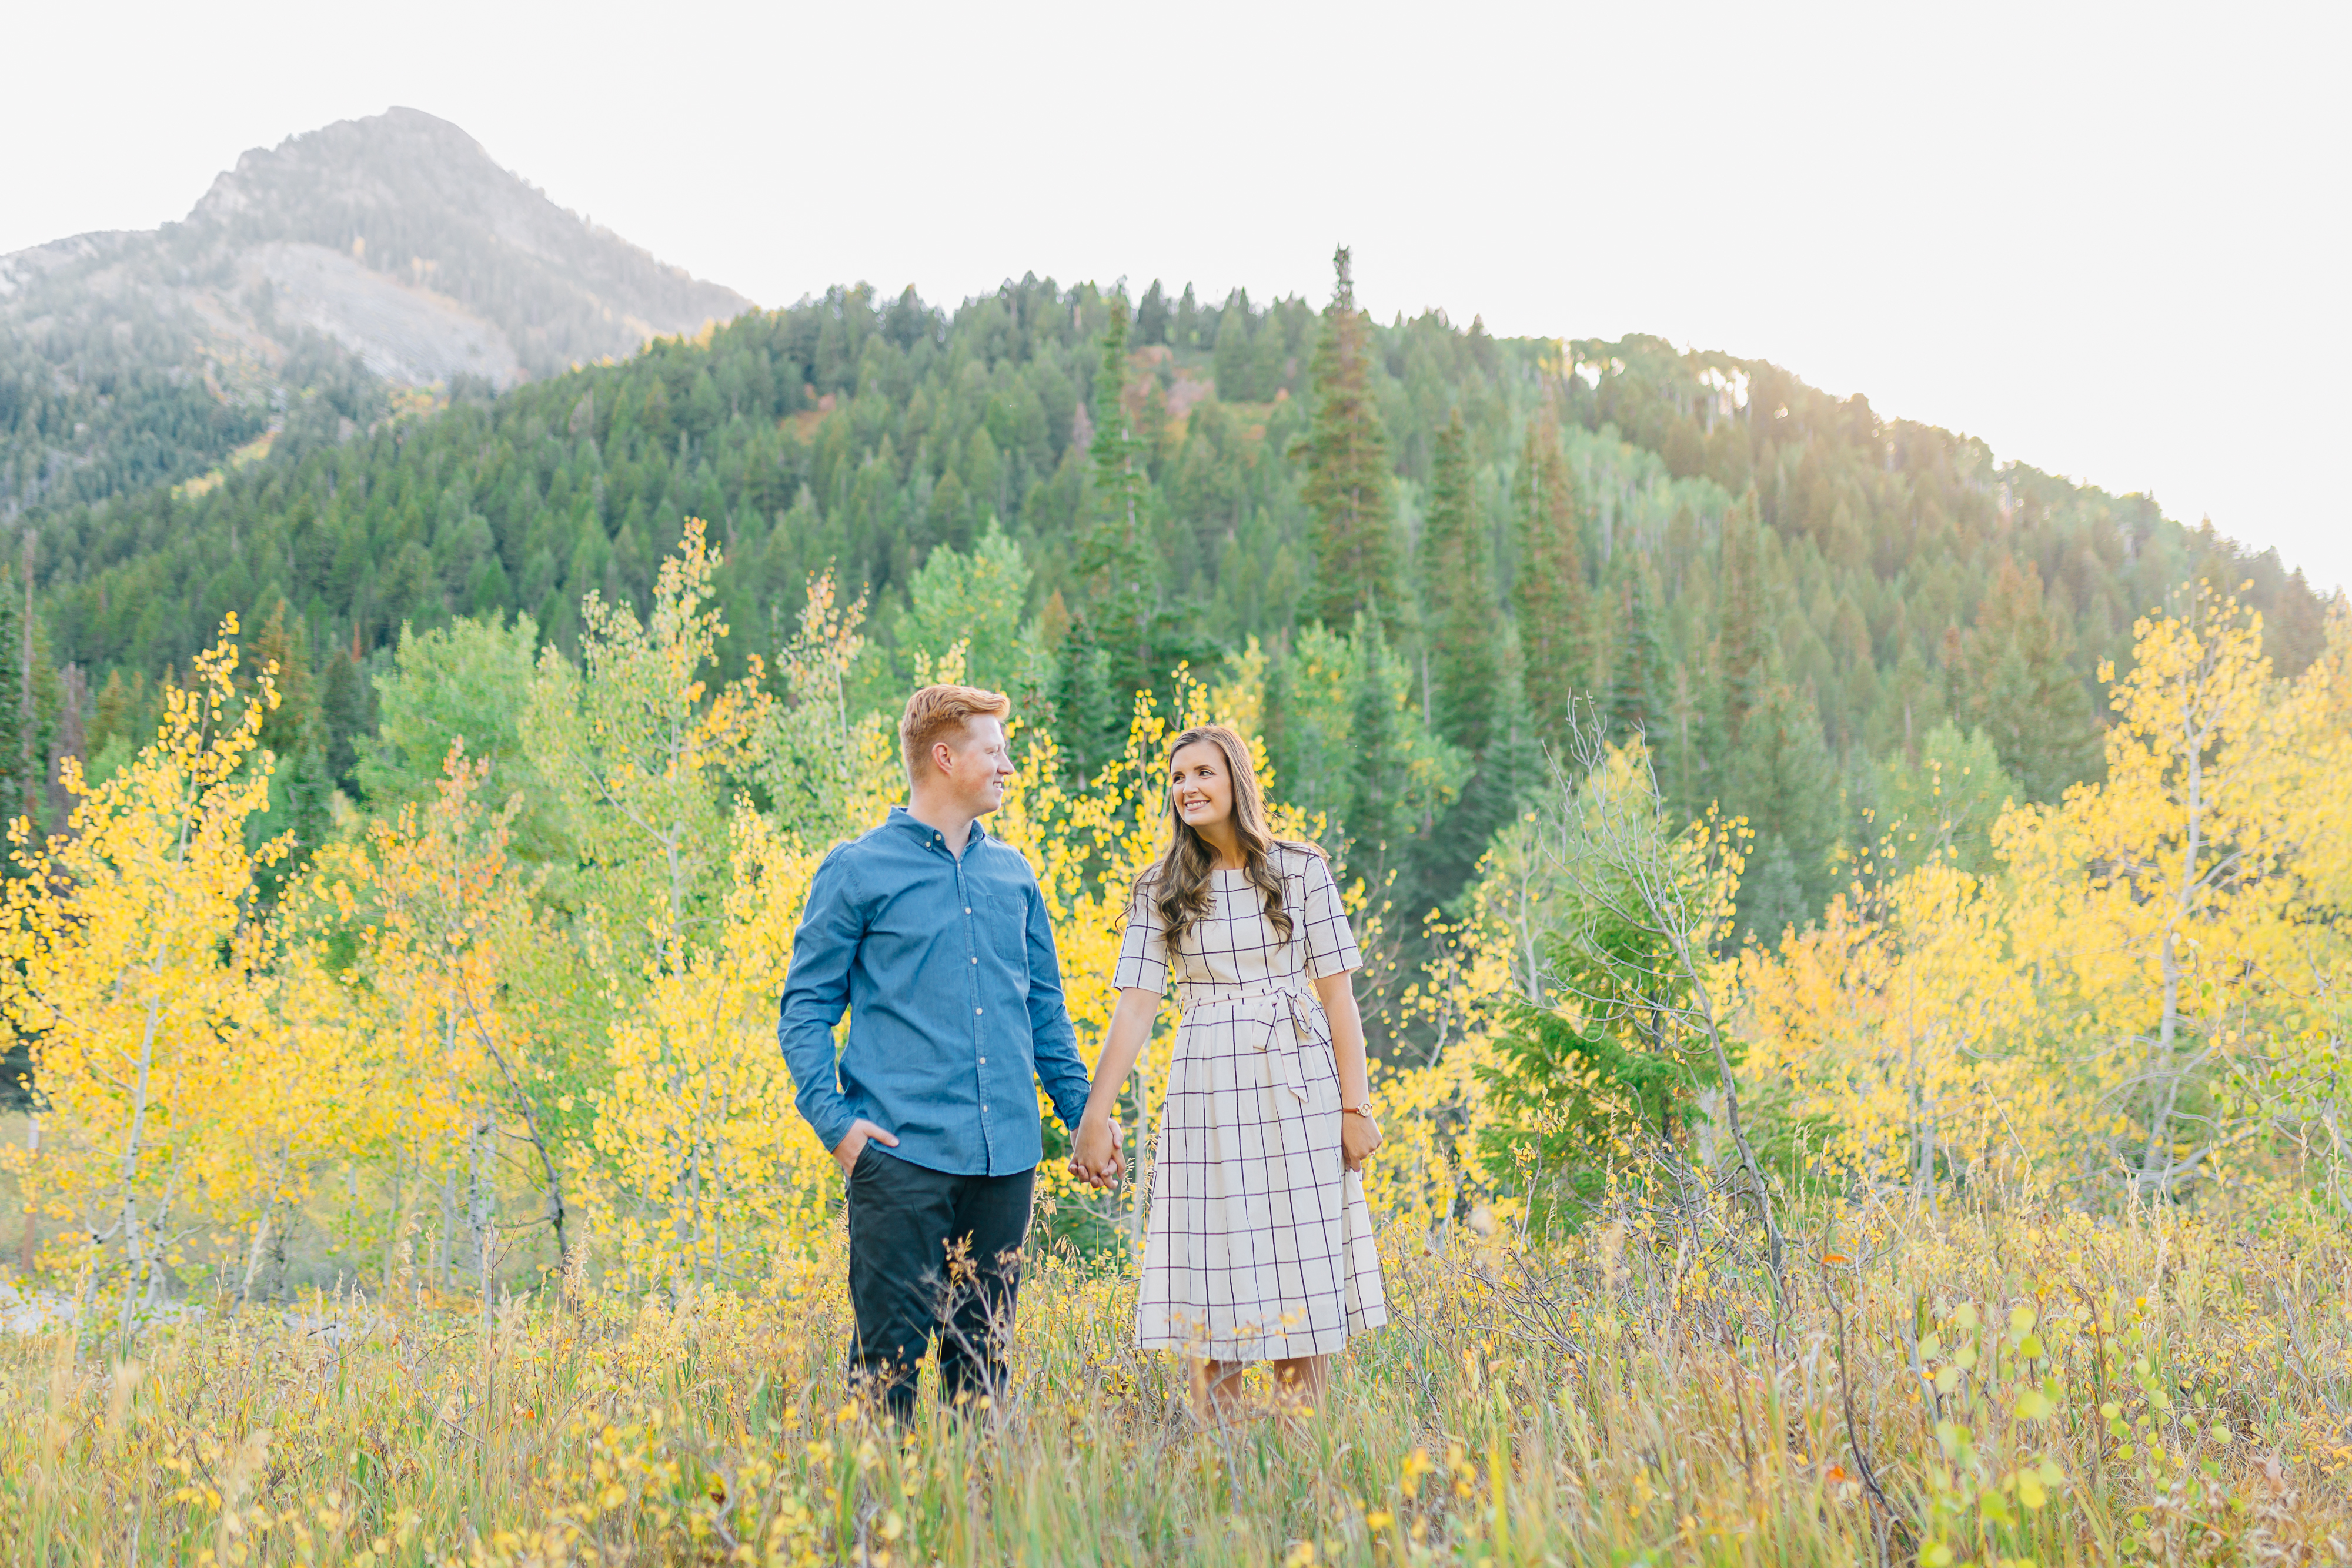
[0,108,752,520]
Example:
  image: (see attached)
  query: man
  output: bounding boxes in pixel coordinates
[778,683,1120,1423]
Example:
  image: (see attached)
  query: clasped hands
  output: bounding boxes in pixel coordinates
[1069,1111,1125,1191]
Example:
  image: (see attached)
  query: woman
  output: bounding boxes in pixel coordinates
[1072,724,1387,1419]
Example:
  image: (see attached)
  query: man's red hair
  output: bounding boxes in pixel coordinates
[899,683,1012,778]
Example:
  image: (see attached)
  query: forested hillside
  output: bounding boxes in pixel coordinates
[0,108,749,521]
[0,248,2327,988]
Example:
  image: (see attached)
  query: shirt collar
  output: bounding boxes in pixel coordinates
[887,803,988,853]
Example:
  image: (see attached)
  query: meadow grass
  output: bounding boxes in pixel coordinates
[2,1189,2347,1566]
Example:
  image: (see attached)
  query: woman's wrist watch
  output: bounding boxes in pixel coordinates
[1342,1102,1377,1119]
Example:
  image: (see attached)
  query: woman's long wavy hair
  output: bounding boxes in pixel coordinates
[1137,724,1319,952]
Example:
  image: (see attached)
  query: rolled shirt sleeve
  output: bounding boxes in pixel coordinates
[777,846,863,1154]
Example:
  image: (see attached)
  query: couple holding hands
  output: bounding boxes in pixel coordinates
[777,684,1387,1423]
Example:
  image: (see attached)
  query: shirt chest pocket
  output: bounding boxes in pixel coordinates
[968,869,1032,979]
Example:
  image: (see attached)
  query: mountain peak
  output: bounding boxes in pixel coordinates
[189,107,490,224]
[1,109,756,519]
[173,106,750,370]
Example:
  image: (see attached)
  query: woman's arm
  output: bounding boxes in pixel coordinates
[1072,987,1160,1184]
[1314,969,1383,1171]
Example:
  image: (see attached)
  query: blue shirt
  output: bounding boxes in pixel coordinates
[777,805,1091,1177]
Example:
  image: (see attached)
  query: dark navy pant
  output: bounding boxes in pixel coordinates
[844,1146,1034,1423]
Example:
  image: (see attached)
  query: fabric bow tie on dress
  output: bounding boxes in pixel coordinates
[1176,981,1319,1105]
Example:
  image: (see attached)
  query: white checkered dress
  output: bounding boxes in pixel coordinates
[1115,845,1389,1362]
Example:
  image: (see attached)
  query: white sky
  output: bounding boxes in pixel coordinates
[7,1,2346,597]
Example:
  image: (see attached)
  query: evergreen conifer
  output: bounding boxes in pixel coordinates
[1727,677,1837,931]
[1295,248,1396,633]
[1422,409,1497,756]
[1512,419,1589,753]
[1716,495,1772,742]
[1607,561,1668,742]
[1214,302,1256,402]
[1955,557,2101,800]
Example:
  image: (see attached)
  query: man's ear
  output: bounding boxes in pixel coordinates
[930,738,957,778]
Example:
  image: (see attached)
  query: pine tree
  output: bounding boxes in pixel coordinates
[1073,298,1218,717]
[318,648,373,797]
[1955,556,2101,800]
[1347,614,1404,865]
[1214,300,1256,402]
[1513,419,1589,753]
[1294,247,1396,632]
[1607,560,1668,743]
[0,560,58,828]
[1406,409,1515,910]
[1172,282,1202,349]
[1134,280,1170,346]
[1743,833,1808,942]
[1422,409,1497,756]
[1727,677,1838,933]
[1251,310,1289,400]
[1716,494,1772,743]
[1047,613,1115,786]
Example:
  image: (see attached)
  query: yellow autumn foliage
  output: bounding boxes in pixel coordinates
[581,807,834,1296]
[0,623,296,1328]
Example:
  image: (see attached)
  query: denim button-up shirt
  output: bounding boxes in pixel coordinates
[777,805,1091,1177]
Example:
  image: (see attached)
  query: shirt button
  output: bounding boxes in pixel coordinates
[964,907,971,914]
[979,1057,987,1064]
[975,1007,983,1015]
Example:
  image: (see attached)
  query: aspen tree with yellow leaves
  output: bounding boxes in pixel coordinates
[585,807,831,1295]
[1999,589,2313,1193]
[520,519,836,1295]
[301,744,565,1319]
[0,623,286,1332]
[1743,859,2039,1212]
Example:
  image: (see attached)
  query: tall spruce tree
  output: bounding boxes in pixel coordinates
[1727,676,1838,933]
[1134,280,1170,346]
[1955,556,2101,801]
[1079,297,1156,703]
[1410,409,1519,909]
[1251,311,1290,400]
[1423,409,1498,755]
[1048,611,1117,786]
[1716,495,1772,743]
[1295,248,1396,631]
[1513,419,1591,753]
[0,559,59,829]
[1606,560,1668,742]
[1214,298,1256,402]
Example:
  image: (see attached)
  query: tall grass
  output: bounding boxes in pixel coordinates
[2,1190,2346,1566]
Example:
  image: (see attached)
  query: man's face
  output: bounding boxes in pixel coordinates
[934,716,1015,815]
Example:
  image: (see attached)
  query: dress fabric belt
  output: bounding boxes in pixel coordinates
[1174,980,1322,1104]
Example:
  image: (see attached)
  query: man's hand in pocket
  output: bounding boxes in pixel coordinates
[833,1119,898,1177]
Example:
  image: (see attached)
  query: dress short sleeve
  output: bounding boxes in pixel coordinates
[1112,882,1170,993]
[1299,852,1362,979]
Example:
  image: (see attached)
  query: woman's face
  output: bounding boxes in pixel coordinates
[1169,741,1235,834]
